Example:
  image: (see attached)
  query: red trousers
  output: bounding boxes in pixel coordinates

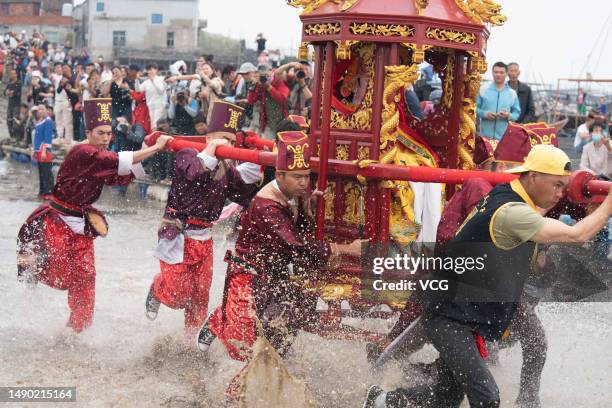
[209,273,257,361]
[39,214,96,333]
[153,238,214,333]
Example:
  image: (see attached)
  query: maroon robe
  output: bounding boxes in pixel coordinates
[209,182,332,360]
[163,147,258,226]
[17,144,136,332]
[151,148,259,333]
[52,144,134,206]
[232,195,331,278]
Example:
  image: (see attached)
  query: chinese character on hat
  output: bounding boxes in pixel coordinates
[208,101,245,134]
[495,122,559,163]
[276,131,311,172]
[83,98,112,131]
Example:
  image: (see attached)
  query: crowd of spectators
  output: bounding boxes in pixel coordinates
[1,30,313,184]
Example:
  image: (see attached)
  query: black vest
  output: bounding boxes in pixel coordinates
[427,182,537,340]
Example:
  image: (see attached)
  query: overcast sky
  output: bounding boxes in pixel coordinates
[201,0,612,90]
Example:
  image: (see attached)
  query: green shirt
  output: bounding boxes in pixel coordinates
[491,202,544,250]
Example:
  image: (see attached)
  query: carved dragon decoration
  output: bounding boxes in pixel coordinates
[287,0,360,14]
[454,0,507,26]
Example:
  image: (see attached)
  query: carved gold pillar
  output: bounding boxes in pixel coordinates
[457,52,487,170]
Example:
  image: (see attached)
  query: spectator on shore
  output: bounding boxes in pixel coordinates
[168,87,198,135]
[110,66,132,121]
[598,96,608,116]
[288,61,312,116]
[574,112,595,155]
[507,62,536,123]
[580,123,612,178]
[4,69,22,140]
[577,88,587,116]
[137,63,167,130]
[248,63,289,140]
[32,104,54,198]
[221,65,238,97]
[256,33,267,55]
[477,61,521,140]
[51,63,73,143]
[193,114,207,135]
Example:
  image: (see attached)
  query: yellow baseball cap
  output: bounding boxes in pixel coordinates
[505,144,572,176]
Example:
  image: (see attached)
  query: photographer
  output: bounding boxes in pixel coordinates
[288,60,312,116]
[166,62,222,121]
[247,63,289,139]
[168,88,199,135]
[110,66,132,121]
[113,116,146,153]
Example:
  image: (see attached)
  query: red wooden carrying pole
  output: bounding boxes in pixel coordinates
[588,180,611,195]
[167,132,275,151]
[158,138,277,167]
[146,133,610,199]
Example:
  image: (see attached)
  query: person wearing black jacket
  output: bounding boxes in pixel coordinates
[508,62,536,123]
[168,89,198,135]
[4,69,22,140]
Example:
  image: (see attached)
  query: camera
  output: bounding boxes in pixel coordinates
[176,91,187,103]
[296,70,306,80]
[259,75,268,84]
[116,122,129,135]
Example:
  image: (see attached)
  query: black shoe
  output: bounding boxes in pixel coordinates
[196,313,216,352]
[363,385,384,408]
[145,286,161,321]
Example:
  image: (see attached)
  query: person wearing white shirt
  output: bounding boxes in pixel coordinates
[137,63,167,130]
[50,63,73,143]
[574,113,595,155]
[580,124,612,177]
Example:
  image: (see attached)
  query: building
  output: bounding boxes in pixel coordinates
[73,0,205,61]
[0,0,74,45]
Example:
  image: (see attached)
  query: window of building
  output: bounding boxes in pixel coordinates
[113,31,126,47]
[166,32,174,48]
[151,13,163,24]
[96,2,104,12]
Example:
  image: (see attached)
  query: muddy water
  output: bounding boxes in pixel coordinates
[0,159,610,407]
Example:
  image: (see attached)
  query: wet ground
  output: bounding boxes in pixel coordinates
[0,102,610,407]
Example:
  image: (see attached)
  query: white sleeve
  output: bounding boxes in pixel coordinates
[236,161,262,184]
[197,150,219,170]
[118,151,134,176]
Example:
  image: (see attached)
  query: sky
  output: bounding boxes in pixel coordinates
[201,0,612,91]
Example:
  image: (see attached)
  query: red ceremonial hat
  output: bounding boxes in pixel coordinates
[522,122,559,147]
[473,135,497,165]
[287,115,309,130]
[495,122,559,163]
[83,98,112,131]
[207,101,245,133]
[276,131,311,172]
